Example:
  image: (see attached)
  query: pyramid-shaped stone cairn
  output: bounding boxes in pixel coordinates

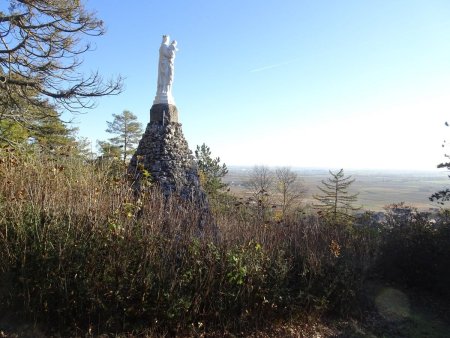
[128,36,210,222]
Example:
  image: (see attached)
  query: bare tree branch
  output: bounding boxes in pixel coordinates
[0,0,123,117]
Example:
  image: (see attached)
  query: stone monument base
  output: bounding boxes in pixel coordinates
[129,104,211,228]
[150,103,178,123]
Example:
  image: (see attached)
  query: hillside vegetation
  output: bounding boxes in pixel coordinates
[1,147,449,336]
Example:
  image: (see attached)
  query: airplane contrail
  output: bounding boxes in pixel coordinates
[249,60,295,73]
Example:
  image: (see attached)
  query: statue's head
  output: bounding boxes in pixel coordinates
[162,35,169,43]
[171,40,177,47]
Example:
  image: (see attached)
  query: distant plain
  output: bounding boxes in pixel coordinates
[224,167,450,211]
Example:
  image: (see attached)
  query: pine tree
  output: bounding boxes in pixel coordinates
[105,110,143,163]
[313,168,360,224]
[0,0,122,116]
[0,93,77,151]
[32,109,78,150]
[195,143,228,196]
[97,140,122,160]
[430,121,450,204]
[0,119,28,145]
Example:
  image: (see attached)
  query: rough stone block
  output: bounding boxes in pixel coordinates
[150,104,178,123]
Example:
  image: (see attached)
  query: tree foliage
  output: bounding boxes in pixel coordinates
[97,140,122,160]
[1,86,58,144]
[104,110,142,163]
[74,136,94,159]
[313,168,360,224]
[430,121,450,204]
[30,109,77,149]
[0,92,77,150]
[0,0,122,117]
[0,117,28,144]
[195,143,228,196]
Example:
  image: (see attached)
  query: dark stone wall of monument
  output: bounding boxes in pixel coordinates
[128,104,208,209]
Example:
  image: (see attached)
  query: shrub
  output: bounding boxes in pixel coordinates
[374,203,450,300]
[0,148,376,335]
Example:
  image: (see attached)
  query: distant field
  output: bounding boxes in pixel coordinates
[224,167,450,211]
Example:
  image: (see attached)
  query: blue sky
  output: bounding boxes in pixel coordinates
[72,0,450,170]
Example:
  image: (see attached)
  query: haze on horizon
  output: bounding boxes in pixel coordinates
[71,0,450,171]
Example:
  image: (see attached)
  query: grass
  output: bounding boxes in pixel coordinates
[0,147,449,336]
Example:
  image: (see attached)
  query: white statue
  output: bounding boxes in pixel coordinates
[166,40,178,95]
[154,35,178,105]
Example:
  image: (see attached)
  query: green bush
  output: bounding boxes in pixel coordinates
[374,204,450,300]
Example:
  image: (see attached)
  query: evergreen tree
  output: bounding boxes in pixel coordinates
[430,121,450,204]
[75,137,95,160]
[313,168,360,224]
[97,140,122,160]
[0,119,29,145]
[96,140,123,177]
[195,143,228,196]
[0,92,77,151]
[32,110,77,150]
[105,110,143,163]
[0,0,122,116]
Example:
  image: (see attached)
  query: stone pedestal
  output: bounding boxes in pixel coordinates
[128,104,209,211]
[150,103,178,123]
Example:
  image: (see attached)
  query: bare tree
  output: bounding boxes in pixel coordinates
[248,165,273,198]
[275,167,306,219]
[0,0,123,119]
[247,165,273,221]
